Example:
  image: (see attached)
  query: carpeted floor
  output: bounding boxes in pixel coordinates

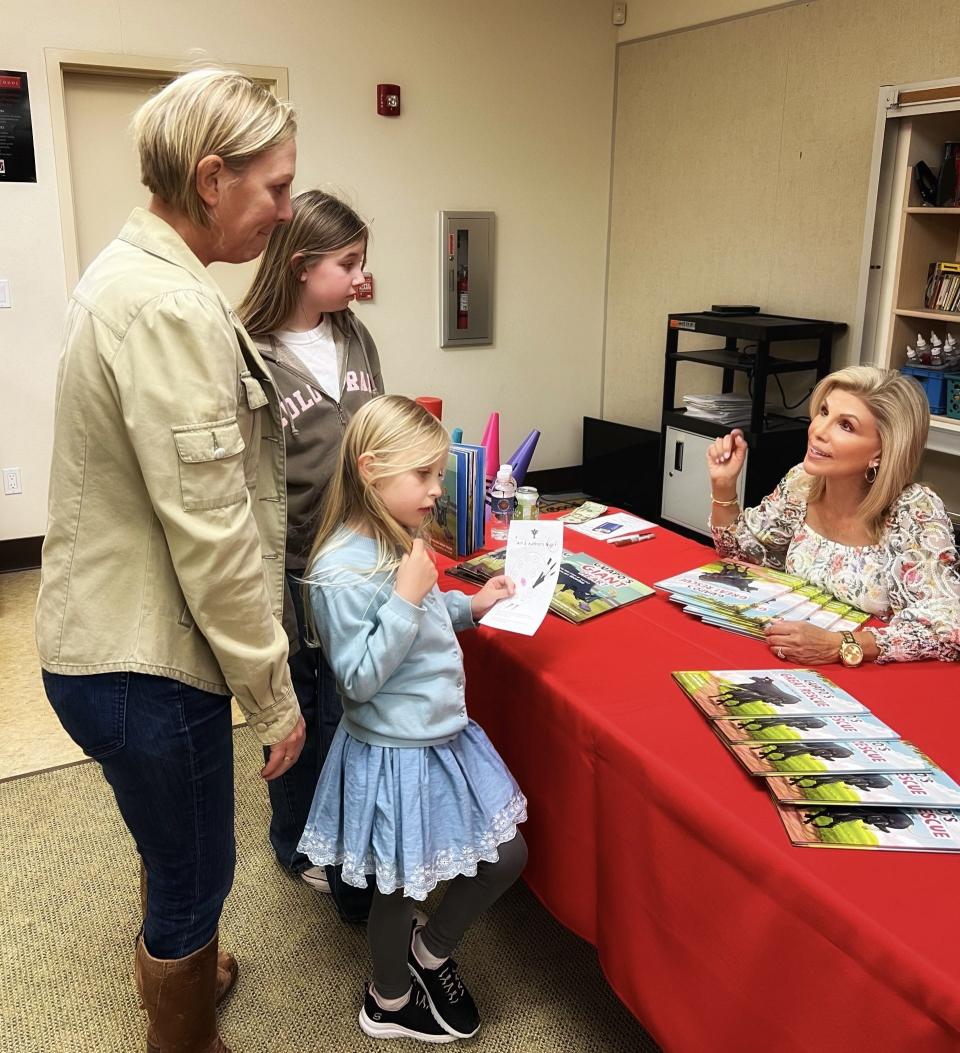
[0,727,662,1053]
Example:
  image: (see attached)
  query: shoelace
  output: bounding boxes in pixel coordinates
[414,985,433,1012]
[437,961,465,1004]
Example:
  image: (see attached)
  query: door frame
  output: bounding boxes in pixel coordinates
[44,50,289,291]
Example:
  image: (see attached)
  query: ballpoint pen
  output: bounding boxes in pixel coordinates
[609,532,656,546]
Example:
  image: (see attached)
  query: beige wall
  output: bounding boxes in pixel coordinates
[606,0,960,513]
[0,1,616,540]
[617,0,801,43]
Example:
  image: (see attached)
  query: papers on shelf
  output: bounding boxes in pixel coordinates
[682,392,753,425]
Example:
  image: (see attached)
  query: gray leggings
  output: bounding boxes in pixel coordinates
[367,832,528,998]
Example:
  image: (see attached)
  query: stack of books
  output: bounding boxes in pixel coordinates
[447,548,653,624]
[673,668,960,852]
[924,260,960,312]
[423,442,486,559]
[654,559,870,638]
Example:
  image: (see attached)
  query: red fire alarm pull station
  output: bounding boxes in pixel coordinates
[377,84,401,117]
[355,272,374,301]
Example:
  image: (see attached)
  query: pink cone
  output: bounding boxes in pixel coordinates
[480,412,500,481]
[505,429,540,486]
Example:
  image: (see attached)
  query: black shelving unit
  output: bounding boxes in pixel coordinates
[660,311,846,534]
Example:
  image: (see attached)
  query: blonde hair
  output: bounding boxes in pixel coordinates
[132,68,296,228]
[806,366,929,542]
[303,396,449,604]
[238,190,369,335]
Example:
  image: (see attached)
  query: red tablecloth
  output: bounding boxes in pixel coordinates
[438,524,960,1053]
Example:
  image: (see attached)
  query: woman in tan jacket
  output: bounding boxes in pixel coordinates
[35,69,305,1053]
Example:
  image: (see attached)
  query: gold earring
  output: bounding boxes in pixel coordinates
[865,464,878,484]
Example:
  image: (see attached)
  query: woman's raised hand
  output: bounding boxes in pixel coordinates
[396,538,438,607]
[706,429,748,490]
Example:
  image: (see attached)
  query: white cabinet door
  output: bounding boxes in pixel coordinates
[661,426,747,537]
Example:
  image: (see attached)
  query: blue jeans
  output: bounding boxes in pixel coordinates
[264,572,343,875]
[42,669,235,959]
[267,572,373,922]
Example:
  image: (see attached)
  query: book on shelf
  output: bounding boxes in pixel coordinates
[924,260,960,311]
[656,559,869,636]
[727,738,933,777]
[766,769,960,808]
[711,712,898,745]
[775,801,960,852]
[447,547,653,624]
[671,669,869,720]
[423,442,486,559]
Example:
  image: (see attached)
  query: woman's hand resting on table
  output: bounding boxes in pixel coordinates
[764,621,840,665]
[471,575,515,619]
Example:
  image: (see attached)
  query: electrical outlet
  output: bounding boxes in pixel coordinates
[3,467,22,495]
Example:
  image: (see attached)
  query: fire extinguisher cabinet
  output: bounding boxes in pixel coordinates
[439,211,494,348]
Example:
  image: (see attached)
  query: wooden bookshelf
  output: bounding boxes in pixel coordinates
[864,102,960,454]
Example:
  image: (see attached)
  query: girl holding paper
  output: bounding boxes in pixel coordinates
[298,394,527,1044]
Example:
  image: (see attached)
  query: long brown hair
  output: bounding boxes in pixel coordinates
[805,366,929,542]
[238,189,368,335]
[301,396,449,619]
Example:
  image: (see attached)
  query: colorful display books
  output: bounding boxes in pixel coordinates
[655,560,870,638]
[673,667,960,852]
[712,712,898,745]
[424,442,486,558]
[447,548,653,624]
[766,770,960,808]
[775,802,960,852]
[672,669,868,720]
[728,738,932,777]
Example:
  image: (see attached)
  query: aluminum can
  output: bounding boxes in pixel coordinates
[515,486,540,521]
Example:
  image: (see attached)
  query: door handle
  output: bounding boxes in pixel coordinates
[674,441,684,472]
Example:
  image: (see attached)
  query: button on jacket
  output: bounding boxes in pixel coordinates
[36,208,298,744]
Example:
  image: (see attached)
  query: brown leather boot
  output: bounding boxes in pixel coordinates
[135,932,232,1053]
[139,862,238,1004]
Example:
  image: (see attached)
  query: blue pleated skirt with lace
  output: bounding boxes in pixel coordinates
[298,719,527,901]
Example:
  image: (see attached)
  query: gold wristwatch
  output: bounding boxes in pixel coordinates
[839,631,864,668]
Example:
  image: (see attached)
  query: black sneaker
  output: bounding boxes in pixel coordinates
[358,979,455,1044]
[408,930,481,1039]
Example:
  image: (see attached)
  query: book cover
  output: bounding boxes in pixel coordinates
[424,449,461,558]
[729,738,933,777]
[775,802,960,852]
[671,669,868,720]
[448,548,653,623]
[655,560,802,610]
[766,769,960,808]
[550,551,654,623]
[712,712,898,744]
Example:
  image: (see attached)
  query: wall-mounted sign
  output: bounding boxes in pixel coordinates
[0,71,37,183]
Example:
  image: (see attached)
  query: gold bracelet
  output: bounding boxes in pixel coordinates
[711,494,740,507]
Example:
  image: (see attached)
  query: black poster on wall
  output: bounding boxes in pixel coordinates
[0,71,37,183]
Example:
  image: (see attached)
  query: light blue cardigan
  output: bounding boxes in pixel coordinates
[307,530,476,748]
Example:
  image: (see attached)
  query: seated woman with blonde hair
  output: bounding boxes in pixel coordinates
[707,365,960,666]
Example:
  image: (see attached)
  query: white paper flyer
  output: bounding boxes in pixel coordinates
[479,520,563,636]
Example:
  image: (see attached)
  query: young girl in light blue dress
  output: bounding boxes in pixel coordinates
[298,394,528,1044]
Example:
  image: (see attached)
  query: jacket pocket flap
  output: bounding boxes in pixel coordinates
[172,419,245,464]
[240,372,269,410]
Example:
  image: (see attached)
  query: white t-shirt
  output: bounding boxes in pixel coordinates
[273,316,340,398]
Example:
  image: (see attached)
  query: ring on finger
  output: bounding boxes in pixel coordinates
[776,647,785,660]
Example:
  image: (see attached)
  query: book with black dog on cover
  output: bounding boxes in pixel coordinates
[448,548,653,624]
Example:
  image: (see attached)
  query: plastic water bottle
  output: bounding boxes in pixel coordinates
[490,464,517,541]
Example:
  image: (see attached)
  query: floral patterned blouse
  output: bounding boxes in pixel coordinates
[710,464,960,663]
